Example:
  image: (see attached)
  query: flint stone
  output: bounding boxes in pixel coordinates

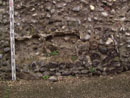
[101,12,108,17]
[56,72,61,76]
[102,72,107,76]
[50,68,56,72]
[81,0,89,4]
[0,1,2,5]
[90,5,95,11]
[98,46,107,54]
[2,61,9,66]
[57,3,66,8]
[62,71,71,76]
[35,72,43,78]
[106,38,113,45]
[47,62,58,68]
[80,34,91,41]
[4,47,10,53]
[0,54,3,59]
[93,59,100,67]
[31,61,37,69]
[72,6,81,12]
[73,70,81,74]
[81,70,89,74]
[95,71,102,75]
[39,67,48,72]
[0,14,2,20]
[49,76,57,82]
[43,71,50,76]
[0,8,5,13]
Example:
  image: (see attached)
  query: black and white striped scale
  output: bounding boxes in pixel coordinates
[9,0,16,80]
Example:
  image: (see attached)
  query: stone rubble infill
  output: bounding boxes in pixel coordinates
[0,0,130,80]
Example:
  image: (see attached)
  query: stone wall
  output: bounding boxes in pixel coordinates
[0,0,130,79]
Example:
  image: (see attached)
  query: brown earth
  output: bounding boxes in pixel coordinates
[0,71,130,98]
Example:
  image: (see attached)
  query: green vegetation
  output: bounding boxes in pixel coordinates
[49,50,59,56]
[4,88,10,98]
[71,56,78,61]
[89,66,95,73]
[42,75,49,80]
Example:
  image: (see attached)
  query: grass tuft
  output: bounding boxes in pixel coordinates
[42,75,49,80]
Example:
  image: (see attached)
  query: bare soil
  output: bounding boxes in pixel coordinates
[0,71,130,98]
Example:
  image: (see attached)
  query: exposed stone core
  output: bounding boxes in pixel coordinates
[0,0,130,79]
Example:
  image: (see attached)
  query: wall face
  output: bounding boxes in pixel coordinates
[0,0,130,79]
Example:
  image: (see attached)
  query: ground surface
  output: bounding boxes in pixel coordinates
[0,0,130,79]
[0,71,130,98]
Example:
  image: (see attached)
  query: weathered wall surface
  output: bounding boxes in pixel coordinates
[0,0,130,79]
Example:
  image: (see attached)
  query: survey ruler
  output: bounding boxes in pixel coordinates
[9,0,16,80]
